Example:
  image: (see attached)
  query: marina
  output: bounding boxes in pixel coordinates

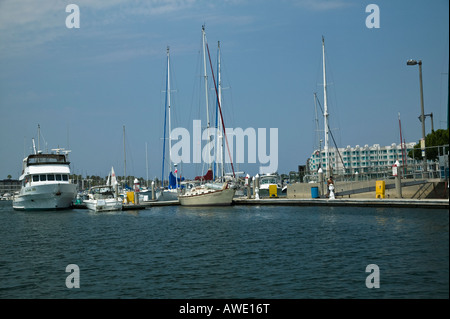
[0,1,448,304]
[75,196,448,209]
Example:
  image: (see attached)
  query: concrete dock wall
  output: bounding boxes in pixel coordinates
[287,178,448,199]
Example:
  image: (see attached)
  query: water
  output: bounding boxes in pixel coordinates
[0,200,448,299]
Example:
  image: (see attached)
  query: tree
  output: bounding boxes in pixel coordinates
[408,129,449,161]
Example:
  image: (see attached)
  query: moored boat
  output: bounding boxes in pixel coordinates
[83,185,123,212]
[178,181,235,206]
[178,26,237,207]
[13,145,77,211]
[258,173,282,197]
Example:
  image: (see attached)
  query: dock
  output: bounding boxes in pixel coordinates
[232,197,448,209]
[72,198,447,210]
[124,197,448,209]
[138,200,180,207]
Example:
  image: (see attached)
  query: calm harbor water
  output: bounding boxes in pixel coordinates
[0,200,448,299]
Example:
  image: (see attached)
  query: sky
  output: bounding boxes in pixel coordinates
[0,0,448,181]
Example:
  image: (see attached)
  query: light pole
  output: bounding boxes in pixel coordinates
[407,59,427,173]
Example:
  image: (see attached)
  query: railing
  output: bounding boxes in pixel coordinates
[305,144,449,183]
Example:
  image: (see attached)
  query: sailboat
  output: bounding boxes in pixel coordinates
[158,46,181,202]
[178,26,236,206]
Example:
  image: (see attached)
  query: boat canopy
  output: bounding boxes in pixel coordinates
[195,169,213,181]
[27,154,68,165]
[168,171,184,189]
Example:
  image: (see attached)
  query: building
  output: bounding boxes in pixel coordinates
[308,142,423,178]
[0,178,21,196]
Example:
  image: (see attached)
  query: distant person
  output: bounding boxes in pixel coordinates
[327,176,334,197]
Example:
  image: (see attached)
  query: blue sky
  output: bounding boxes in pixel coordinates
[0,0,448,181]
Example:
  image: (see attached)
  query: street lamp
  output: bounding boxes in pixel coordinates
[407,59,427,173]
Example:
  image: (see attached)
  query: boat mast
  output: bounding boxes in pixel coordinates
[322,36,330,178]
[37,124,41,153]
[202,25,212,168]
[216,41,225,181]
[398,113,406,175]
[123,125,127,185]
[205,38,236,179]
[32,138,37,155]
[167,46,173,176]
[146,142,149,188]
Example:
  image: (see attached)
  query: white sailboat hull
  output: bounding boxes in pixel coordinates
[13,183,77,211]
[178,186,235,206]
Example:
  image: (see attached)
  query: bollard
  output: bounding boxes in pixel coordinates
[246,174,251,199]
[393,160,402,198]
[151,181,155,200]
[376,181,385,199]
[318,168,324,198]
[395,174,402,198]
[255,174,260,199]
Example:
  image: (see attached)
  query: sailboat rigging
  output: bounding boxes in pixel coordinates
[206,37,235,179]
[178,25,236,206]
[214,41,224,181]
[159,46,181,201]
[322,36,331,178]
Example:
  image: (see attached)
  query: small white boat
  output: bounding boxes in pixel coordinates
[83,185,123,212]
[258,173,282,197]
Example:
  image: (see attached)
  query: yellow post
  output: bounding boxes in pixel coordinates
[269,185,278,198]
[376,181,385,199]
[127,191,135,204]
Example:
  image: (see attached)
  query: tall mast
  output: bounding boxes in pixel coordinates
[167,46,173,175]
[32,138,37,155]
[206,36,236,178]
[398,113,406,175]
[37,124,41,153]
[313,93,320,149]
[146,142,149,187]
[202,25,212,167]
[322,36,330,178]
[123,125,126,183]
[215,41,225,180]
